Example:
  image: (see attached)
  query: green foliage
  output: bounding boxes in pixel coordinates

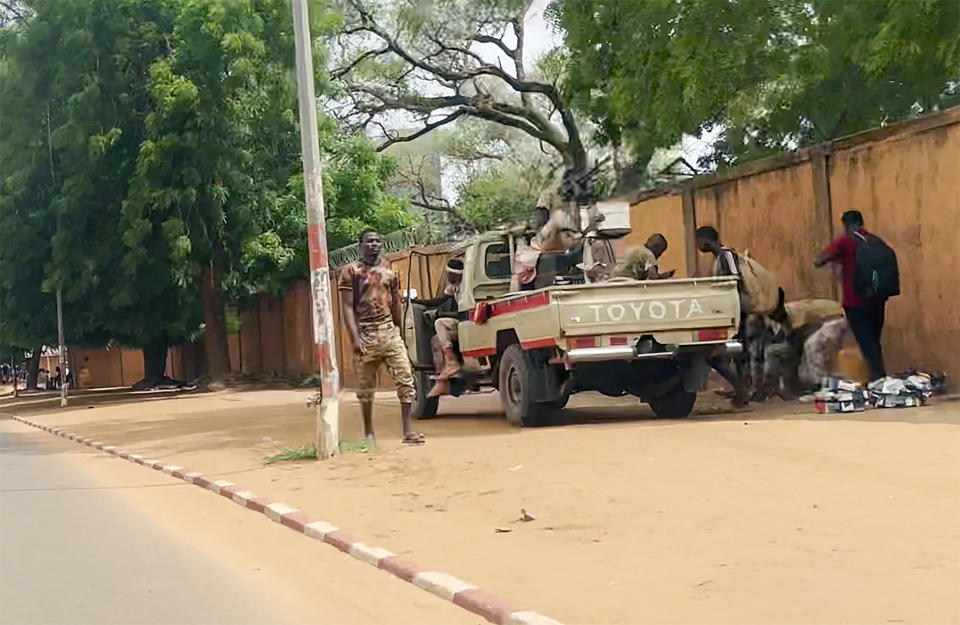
[264,444,317,463]
[338,439,373,454]
[551,0,960,170]
[0,0,190,352]
[457,171,538,232]
[0,0,412,358]
[320,129,414,251]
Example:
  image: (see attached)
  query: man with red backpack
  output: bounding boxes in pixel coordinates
[815,210,900,382]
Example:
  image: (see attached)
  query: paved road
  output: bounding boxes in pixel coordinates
[0,419,284,625]
[0,418,474,625]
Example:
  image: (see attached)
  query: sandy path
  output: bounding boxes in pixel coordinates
[7,389,960,624]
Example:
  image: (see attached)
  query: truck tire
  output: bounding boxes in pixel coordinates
[647,384,697,419]
[498,344,556,427]
[412,370,439,419]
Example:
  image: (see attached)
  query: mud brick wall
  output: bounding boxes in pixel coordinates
[629,107,960,387]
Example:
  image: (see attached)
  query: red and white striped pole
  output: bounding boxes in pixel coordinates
[292,0,340,458]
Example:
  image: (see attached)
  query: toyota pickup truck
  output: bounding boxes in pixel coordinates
[404,230,742,426]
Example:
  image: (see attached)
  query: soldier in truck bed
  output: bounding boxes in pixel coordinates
[614,234,675,281]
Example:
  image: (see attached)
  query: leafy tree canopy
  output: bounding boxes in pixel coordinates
[0,0,412,379]
[551,0,960,170]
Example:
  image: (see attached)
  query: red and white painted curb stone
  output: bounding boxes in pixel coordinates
[8,414,563,625]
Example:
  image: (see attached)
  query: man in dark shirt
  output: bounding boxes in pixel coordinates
[696,226,748,407]
[815,210,886,381]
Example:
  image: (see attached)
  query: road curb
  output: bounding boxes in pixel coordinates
[8,414,564,625]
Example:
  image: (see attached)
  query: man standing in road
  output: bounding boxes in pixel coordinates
[815,210,894,381]
[339,231,422,446]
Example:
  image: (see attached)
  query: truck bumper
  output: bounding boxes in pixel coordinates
[564,341,742,363]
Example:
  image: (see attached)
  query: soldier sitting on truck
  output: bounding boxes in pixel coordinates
[613,234,675,280]
[411,259,464,398]
[512,181,588,290]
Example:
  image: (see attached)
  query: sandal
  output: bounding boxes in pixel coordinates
[402,432,426,445]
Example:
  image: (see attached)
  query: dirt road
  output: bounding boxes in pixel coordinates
[6,389,959,624]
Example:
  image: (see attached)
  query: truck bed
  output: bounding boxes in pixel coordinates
[460,276,742,358]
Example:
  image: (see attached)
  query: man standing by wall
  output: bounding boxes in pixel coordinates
[696,226,748,407]
[815,210,897,381]
[339,231,422,446]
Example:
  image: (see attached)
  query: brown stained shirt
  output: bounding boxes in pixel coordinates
[338,259,398,326]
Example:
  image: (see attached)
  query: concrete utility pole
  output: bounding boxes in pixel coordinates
[56,289,67,407]
[291,0,340,459]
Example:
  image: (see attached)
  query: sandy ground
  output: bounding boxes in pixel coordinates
[4,387,959,625]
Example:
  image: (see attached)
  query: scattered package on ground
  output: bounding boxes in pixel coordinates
[867,371,944,408]
[813,377,870,413]
[811,370,946,413]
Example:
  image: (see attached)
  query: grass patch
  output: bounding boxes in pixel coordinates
[339,439,374,454]
[264,444,316,464]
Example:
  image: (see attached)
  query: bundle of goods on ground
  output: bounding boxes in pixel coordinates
[809,370,945,413]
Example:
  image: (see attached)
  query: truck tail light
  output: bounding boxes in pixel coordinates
[697,329,728,342]
[572,337,597,349]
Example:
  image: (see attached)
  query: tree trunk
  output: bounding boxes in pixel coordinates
[25,346,41,390]
[200,259,231,381]
[142,338,169,385]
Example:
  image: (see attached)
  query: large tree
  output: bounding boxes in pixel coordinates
[124,0,412,379]
[0,0,193,386]
[2,0,411,386]
[552,0,960,170]
[331,0,589,170]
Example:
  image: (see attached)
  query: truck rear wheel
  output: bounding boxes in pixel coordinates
[498,344,556,427]
[647,384,697,419]
[412,370,439,419]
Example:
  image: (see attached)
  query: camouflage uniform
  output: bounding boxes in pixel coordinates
[338,260,415,404]
[613,245,658,280]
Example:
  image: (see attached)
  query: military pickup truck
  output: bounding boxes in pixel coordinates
[404,230,742,426]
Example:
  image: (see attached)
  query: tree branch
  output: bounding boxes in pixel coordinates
[397,156,467,222]
[472,34,515,58]
[344,0,563,105]
[331,46,390,80]
[376,110,464,151]
[337,0,588,167]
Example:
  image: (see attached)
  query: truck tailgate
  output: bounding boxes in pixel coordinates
[550,277,740,336]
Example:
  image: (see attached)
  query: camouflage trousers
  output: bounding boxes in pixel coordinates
[434,317,459,350]
[356,322,416,404]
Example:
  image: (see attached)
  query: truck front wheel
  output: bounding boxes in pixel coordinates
[498,344,555,427]
[647,384,697,419]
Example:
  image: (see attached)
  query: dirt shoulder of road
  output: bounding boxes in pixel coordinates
[6,388,960,625]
